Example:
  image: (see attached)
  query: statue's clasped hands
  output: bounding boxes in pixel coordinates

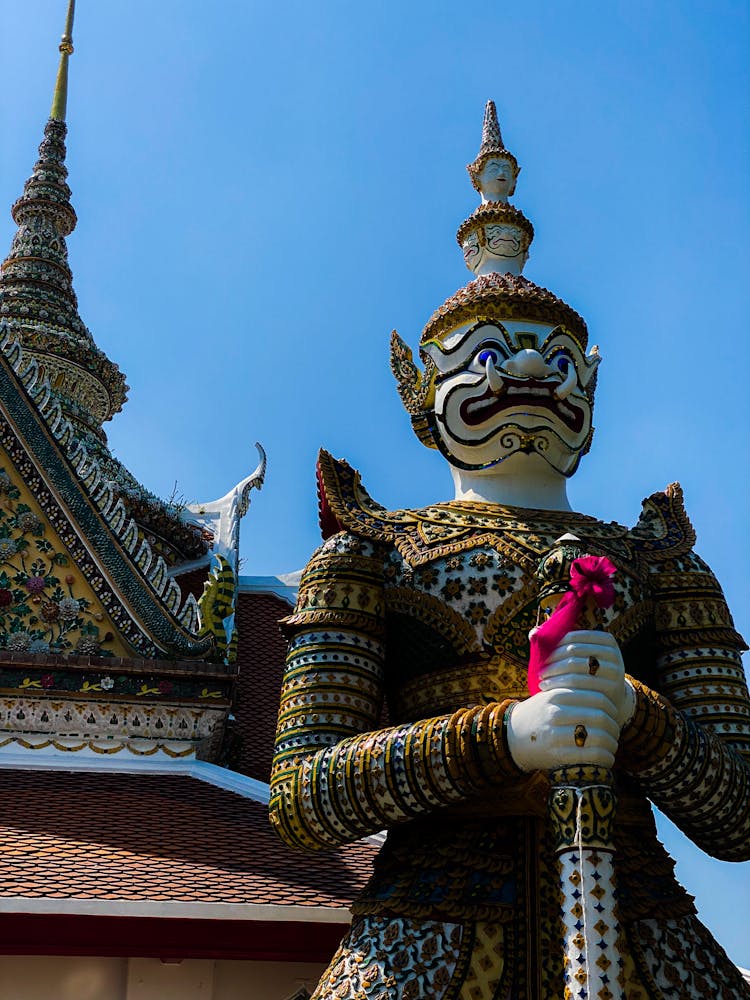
[507,630,635,772]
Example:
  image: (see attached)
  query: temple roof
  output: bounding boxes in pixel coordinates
[0,769,376,912]
[0,7,376,966]
[0,8,265,664]
[0,330,212,658]
[232,588,295,781]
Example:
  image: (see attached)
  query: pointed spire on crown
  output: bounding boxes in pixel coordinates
[480,99,504,154]
[0,1,127,444]
[458,101,531,279]
[467,100,520,201]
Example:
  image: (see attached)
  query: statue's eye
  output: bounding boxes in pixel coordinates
[556,356,570,373]
[478,349,499,366]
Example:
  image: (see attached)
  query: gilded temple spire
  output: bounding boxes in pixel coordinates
[0,1,127,443]
[50,0,76,122]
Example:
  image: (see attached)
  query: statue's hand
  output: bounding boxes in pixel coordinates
[539,630,635,728]
[506,686,621,772]
[507,630,634,773]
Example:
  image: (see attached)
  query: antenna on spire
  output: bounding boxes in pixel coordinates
[50,0,76,122]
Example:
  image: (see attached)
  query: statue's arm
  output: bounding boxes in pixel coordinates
[268,533,519,850]
[618,551,750,861]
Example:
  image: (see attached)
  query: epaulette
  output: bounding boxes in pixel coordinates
[316,450,637,571]
[316,449,397,542]
[628,483,696,559]
[317,451,488,564]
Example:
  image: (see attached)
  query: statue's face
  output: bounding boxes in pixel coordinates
[462,231,481,269]
[423,322,599,475]
[485,224,522,257]
[462,225,528,277]
[477,157,516,199]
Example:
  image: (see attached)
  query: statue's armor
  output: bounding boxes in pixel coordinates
[270,453,750,999]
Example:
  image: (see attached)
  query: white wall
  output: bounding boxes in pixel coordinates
[0,957,327,1000]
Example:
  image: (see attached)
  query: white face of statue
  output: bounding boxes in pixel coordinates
[462,225,528,278]
[477,157,516,201]
[485,224,522,257]
[424,321,600,475]
[462,231,481,269]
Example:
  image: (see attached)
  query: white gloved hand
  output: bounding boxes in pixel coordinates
[539,630,635,727]
[506,686,621,772]
[507,630,634,773]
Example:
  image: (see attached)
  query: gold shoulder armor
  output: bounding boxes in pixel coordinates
[316,449,400,543]
[629,482,696,559]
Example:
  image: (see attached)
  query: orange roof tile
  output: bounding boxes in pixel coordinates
[232,591,291,781]
[0,770,376,909]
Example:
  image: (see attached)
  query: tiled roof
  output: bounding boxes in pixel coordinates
[230,589,389,778]
[233,591,292,782]
[0,770,376,908]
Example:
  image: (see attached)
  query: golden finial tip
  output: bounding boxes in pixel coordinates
[50,0,76,122]
[63,0,75,37]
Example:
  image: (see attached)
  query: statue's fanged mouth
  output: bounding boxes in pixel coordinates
[458,378,585,433]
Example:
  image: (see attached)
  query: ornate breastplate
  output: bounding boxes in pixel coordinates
[380,512,650,722]
[314,451,701,723]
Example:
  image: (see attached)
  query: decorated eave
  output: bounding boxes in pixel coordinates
[0,321,219,660]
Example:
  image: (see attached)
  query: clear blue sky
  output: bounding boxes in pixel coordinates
[1,0,749,967]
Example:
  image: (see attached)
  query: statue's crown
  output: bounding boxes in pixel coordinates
[466,100,520,192]
[459,101,532,280]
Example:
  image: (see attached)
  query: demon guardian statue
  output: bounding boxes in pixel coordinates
[270,102,750,1000]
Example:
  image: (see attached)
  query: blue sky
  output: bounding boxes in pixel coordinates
[1,0,749,966]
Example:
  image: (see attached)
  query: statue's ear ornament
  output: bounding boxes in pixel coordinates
[581,344,601,389]
[580,345,601,410]
[390,330,439,449]
[580,424,595,458]
[390,330,437,414]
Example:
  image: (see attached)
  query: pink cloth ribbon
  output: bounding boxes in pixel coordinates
[527,555,617,695]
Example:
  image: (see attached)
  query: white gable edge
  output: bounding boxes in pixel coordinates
[0,747,270,803]
[0,897,351,922]
[238,573,300,605]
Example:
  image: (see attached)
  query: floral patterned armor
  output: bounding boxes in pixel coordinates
[269,103,750,999]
